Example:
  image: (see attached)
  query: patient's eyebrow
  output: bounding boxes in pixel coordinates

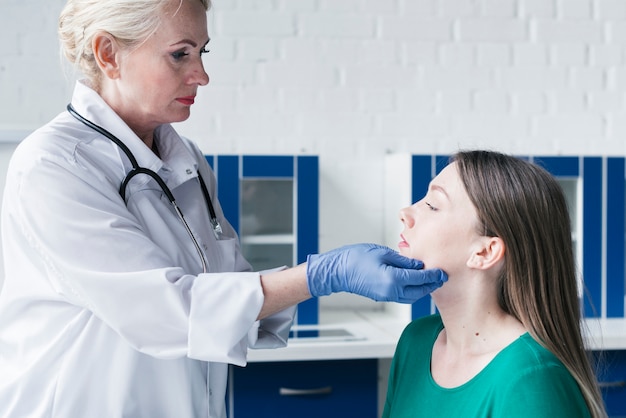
[429,183,449,200]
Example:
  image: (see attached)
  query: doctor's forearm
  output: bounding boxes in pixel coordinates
[257,263,311,320]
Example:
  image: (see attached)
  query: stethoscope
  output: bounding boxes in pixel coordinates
[67,103,222,274]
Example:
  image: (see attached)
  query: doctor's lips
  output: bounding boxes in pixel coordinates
[176,96,195,105]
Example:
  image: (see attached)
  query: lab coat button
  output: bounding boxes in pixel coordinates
[186,169,192,175]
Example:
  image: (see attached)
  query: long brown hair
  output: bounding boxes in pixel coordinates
[453,150,606,418]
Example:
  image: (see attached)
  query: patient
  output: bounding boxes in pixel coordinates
[383,150,606,418]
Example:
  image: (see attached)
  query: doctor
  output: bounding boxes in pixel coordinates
[0,0,447,417]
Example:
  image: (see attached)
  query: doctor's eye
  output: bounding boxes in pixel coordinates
[200,46,210,56]
[171,50,189,61]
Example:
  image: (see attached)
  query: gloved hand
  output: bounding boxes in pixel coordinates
[306,243,447,304]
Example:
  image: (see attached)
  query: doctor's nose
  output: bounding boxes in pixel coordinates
[190,60,210,86]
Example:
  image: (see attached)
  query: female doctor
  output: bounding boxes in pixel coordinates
[0,0,447,417]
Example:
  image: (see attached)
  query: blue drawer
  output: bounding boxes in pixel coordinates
[229,359,378,418]
[595,350,626,417]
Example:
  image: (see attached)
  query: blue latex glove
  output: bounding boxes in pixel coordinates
[306,243,447,304]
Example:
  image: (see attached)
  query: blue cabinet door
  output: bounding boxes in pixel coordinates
[595,350,626,417]
[206,155,320,324]
[229,359,378,418]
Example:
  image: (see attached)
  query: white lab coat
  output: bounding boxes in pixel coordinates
[0,81,296,418]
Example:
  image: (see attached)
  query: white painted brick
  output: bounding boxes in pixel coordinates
[299,112,374,136]
[570,68,606,90]
[422,67,494,90]
[550,43,588,66]
[217,11,294,37]
[439,91,473,113]
[357,0,399,14]
[380,17,454,41]
[440,44,476,68]
[596,0,626,19]
[588,91,625,113]
[400,0,438,16]
[319,88,359,112]
[192,86,237,113]
[298,14,376,38]
[377,113,448,137]
[477,44,513,67]
[606,114,626,144]
[218,112,297,136]
[205,39,236,62]
[534,114,604,139]
[359,89,396,112]
[258,63,338,87]
[279,88,320,112]
[512,91,548,114]
[236,87,281,112]
[548,90,587,113]
[608,21,626,43]
[499,67,568,90]
[402,42,439,66]
[343,65,419,89]
[239,0,278,10]
[519,0,557,18]
[276,0,318,13]
[206,62,257,86]
[440,0,480,17]
[559,0,593,19]
[353,40,400,65]
[533,20,605,43]
[237,38,279,61]
[457,19,528,42]
[450,114,530,140]
[473,91,511,113]
[513,44,550,66]
[318,0,361,13]
[481,0,518,18]
[589,44,624,66]
[322,40,399,65]
[396,90,438,113]
[280,38,325,61]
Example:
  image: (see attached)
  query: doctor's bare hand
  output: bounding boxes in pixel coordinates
[306,243,448,304]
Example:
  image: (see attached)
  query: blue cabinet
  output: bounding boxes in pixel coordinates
[595,350,626,417]
[228,359,378,418]
[205,155,319,324]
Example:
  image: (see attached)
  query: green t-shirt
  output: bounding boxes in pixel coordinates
[383,314,591,418]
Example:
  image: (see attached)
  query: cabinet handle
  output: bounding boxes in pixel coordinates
[279,386,333,396]
[598,380,625,389]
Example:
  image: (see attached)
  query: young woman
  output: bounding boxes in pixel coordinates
[383,150,606,418]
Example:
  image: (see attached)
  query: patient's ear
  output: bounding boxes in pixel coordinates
[466,236,505,270]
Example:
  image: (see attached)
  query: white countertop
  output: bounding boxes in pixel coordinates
[247,310,626,363]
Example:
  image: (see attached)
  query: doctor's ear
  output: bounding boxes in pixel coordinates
[466,236,505,270]
[92,32,121,79]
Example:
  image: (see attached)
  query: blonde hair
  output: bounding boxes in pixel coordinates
[58,0,210,86]
[453,151,607,418]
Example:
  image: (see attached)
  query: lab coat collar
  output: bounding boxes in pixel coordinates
[70,80,198,191]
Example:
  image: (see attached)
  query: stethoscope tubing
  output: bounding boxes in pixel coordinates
[66,103,222,273]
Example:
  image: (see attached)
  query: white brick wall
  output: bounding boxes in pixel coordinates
[1,0,626,287]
